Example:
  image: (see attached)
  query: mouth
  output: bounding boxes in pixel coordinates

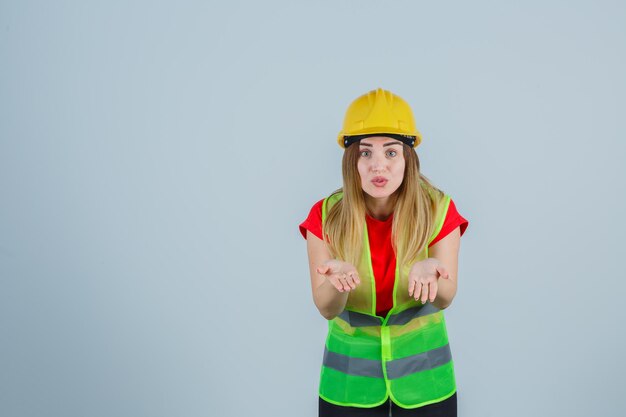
[371,177,388,187]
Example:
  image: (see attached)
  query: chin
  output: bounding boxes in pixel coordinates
[364,187,395,199]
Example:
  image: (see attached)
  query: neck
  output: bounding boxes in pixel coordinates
[365,194,397,220]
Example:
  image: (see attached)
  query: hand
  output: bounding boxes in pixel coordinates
[316,260,361,293]
[407,258,449,304]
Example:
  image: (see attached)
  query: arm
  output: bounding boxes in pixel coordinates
[428,226,461,310]
[306,230,350,320]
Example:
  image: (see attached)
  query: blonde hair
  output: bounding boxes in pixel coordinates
[322,143,444,268]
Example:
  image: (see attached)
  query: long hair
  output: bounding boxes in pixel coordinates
[322,142,444,269]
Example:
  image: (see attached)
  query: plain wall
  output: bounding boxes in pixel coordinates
[1,1,625,416]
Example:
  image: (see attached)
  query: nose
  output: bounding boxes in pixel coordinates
[371,152,386,173]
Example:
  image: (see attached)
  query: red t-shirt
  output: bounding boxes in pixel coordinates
[299,198,468,317]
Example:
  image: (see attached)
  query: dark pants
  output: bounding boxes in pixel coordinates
[319,392,457,417]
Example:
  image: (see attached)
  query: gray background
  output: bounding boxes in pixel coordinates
[1,1,625,416]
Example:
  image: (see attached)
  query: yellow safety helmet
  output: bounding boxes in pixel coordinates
[337,88,422,149]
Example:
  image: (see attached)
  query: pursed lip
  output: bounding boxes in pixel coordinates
[371,176,388,183]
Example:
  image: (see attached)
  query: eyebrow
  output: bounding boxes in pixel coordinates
[359,141,403,147]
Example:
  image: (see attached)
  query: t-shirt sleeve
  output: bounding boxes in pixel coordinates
[429,198,469,247]
[299,199,325,240]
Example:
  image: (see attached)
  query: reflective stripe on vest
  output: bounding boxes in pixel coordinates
[323,343,452,380]
[318,186,456,409]
[337,303,440,327]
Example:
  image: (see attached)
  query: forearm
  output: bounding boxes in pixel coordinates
[313,279,350,320]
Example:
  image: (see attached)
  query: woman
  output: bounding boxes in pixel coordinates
[299,88,469,417]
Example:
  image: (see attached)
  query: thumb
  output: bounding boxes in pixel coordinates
[436,265,449,279]
[317,265,329,274]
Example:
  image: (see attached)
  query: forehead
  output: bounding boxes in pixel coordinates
[359,136,403,147]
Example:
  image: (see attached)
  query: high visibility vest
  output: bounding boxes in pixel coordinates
[319,187,456,409]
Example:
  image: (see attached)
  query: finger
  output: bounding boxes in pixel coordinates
[342,273,351,291]
[340,272,352,290]
[346,272,358,290]
[345,273,355,291]
[330,276,344,292]
[414,281,422,301]
[337,273,349,292]
[428,280,438,303]
[421,282,430,304]
[351,271,361,286]
[408,277,415,297]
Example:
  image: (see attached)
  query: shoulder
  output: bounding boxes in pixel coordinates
[319,189,344,219]
[298,197,326,240]
[305,197,326,221]
[429,197,469,247]
[421,181,447,205]
[420,182,450,225]
[311,198,325,212]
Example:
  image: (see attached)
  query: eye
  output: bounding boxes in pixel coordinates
[359,150,370,157]
[386,150,398,157]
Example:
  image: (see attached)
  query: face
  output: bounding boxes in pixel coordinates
[357,136,405,200]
